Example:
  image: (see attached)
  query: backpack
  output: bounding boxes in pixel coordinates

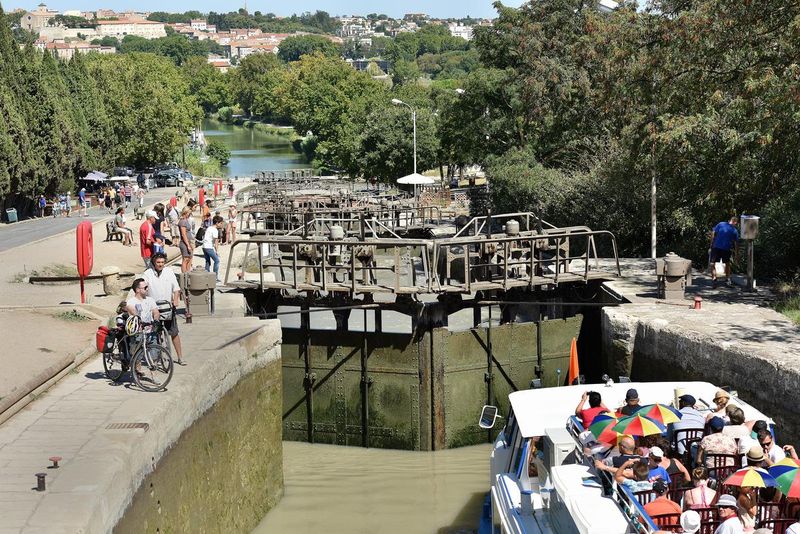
[195,226,206,245]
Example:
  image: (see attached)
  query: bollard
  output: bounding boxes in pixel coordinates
[693,296,702,310]
[100,266,121,296]
[48,456,62,469]
[35,473,46,491]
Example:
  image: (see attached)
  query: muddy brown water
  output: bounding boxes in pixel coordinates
[254,441,491,533]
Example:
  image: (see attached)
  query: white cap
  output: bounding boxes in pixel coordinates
[145,210,157,218]
[649,446,664,459]
[680,510,700,533]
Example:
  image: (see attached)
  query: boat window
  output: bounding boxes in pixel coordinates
[505,428,522,474]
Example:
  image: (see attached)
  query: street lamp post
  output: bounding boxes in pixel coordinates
[391,98,416,175]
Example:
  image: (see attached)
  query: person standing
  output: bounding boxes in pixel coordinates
[141,252,186,365]
[65,192,72,217]
[140,211,157,269]
[167,202,180,243]
[710,216,739,288]
[38,194,46,218]
[225,202,238,245]
[78,187,88,217]
[136,187,145,210]
[202,215,224,281]
[227,181,234,199]
[124,182,132,208]
[178,207,194,273]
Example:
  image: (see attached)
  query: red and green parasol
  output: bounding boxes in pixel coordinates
[611,414,667,437]
[768,458,800,498]
[590,413,623,445]
[636,404,683,425]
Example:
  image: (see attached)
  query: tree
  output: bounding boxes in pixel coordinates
[228,52,283,118]
[181,56,232,113]
[206,140,231,165]
[277,35,340,63]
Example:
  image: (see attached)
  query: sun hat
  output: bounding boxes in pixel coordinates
[649,446,664,459]
[714,389,731,402]
[680,510,701,533]
[716,494,738,508]
[747,445,766,463]
[626,388,639,401]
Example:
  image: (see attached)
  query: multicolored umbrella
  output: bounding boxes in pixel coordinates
[768,458,800,498]
[590,413,622,444]
[723,467,778,488]
[636,404,683,425]
[611,414,667,437]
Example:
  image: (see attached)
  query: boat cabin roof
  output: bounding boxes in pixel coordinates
[509,381,773,439]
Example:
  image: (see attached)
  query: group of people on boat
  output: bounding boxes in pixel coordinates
[575,388,800,534]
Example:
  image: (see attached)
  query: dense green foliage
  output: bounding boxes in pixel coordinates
[206,140,231,166]
[0,6,199,206]
[277,35,339,63]
[48,15,96,28]
[95,34,225,65]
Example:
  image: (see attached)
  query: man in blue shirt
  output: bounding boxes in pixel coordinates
[710,216,739,288]
[78,187,87,217]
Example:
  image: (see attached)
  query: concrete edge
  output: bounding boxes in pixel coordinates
[102,319,283,533]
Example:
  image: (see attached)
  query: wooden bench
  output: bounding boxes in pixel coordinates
[105,221,126,242]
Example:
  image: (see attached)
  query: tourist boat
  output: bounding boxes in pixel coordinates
[479,380,775,533]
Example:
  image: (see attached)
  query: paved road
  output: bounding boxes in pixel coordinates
[0,188,175,252]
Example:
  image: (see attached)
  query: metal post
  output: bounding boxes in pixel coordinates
[412,109,417,175]
[747,240,755,291]
[486,304,494,443]
[536,319,543,379]
[301,300,314,443]
[361,307,370,448]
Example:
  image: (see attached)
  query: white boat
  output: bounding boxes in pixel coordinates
[480,381,774,534]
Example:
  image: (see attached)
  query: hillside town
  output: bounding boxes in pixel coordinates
[9,3,499,67]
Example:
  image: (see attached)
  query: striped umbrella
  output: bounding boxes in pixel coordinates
[611,414,667,437]
[723,467,778,488]
[636,404,683,425]
[768,458,800,498]
[589,413,623,445]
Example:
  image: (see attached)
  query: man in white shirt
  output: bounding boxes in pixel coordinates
[714,495,743,534]
[141,252,186,365]
[126,278,160,324]
[670,394,706,454]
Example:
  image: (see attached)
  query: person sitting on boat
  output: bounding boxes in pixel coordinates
[618,388,642,416]
[670,394,706,455]
[647,446,672,484]
[755,429,787,466]
[714,494,744,534]
[575,391,609,430]
[683,466,717,510]
[745,444,769,469]
[735,485,757,533]
[723,406,750,441]
[614,458,653,492]
[697,416,738,468]
[654,438,691,483]
[680,510,702,534]
[595,435,641,474]
[644,479,682,518]
[708,389,733,422]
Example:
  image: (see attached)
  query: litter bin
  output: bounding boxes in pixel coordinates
[5,208,17,223]
[100,266,121,296]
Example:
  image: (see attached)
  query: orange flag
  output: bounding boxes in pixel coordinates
[568,337,580,385]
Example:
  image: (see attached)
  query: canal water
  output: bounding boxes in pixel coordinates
[254,441,491,533]
[201,117,310,178]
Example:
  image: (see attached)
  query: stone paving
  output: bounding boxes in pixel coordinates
[0,315,281,533]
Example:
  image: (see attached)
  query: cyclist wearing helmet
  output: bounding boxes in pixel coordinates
[140,252,185,365]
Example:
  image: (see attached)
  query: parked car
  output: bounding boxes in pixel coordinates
[176,171,193,187]
[113,166,134,177]
[153,170,180,188]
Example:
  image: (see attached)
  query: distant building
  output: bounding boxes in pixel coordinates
[21,3,59,32]
[448,23,473,41]
[207,55,231,73]
[403,13,428,21]
[96,18,167,39]
[190,19,207,31]
[31,38,115,60]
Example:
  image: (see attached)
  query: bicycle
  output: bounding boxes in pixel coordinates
[102,316,173,392]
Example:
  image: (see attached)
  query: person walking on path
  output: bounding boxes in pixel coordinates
[38,195,46,218]
[227,181,234,199]
[710,215,739,288]
[140,211,157,269]
[78,187,88,217]
[124,183,132,208]
[104,189,113,213]
[177,207,194,273]
[202,215,224,281]
[141,252,186,365]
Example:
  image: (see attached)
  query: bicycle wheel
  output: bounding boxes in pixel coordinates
[102,349,127,382]
[131,344,173,392]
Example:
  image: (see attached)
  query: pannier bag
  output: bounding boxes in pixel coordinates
[96,325,115,353]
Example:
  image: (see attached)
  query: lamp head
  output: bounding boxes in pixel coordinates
[391,98,404,105]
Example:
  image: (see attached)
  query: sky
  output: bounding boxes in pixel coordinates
[6,0,527,19]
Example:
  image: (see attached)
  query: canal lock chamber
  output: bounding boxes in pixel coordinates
[244,281,612,451]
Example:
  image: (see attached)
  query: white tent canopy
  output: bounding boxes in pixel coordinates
[397,173,435,185]
[82,170,108,182]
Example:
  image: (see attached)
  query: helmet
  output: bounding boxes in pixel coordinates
[125,315,141,336]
